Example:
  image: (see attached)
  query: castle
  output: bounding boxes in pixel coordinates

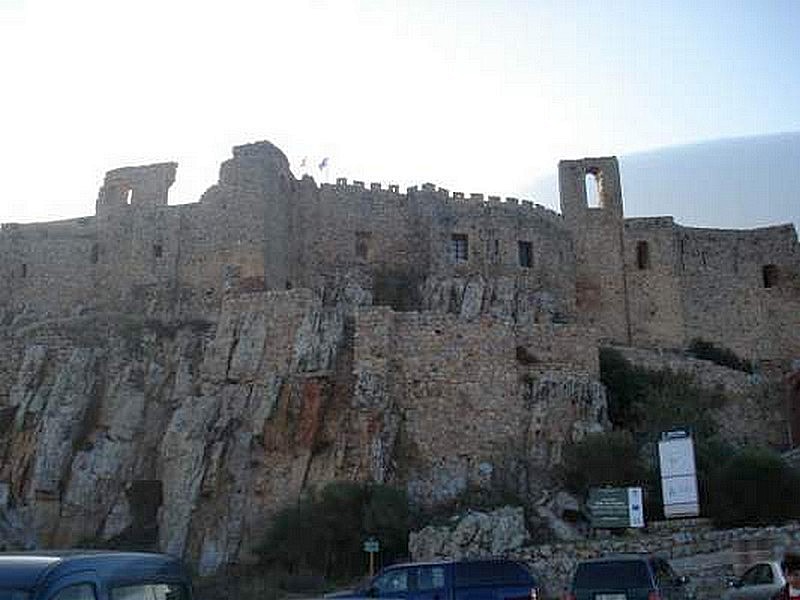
[1,141,799,367]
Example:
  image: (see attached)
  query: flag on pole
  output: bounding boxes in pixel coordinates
[319,157,329,170]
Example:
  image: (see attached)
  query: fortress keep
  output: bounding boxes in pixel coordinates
[1,140,799,365]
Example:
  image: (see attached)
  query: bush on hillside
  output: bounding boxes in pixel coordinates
[561,431,649,497]
[599,347,727,435]
[688,338,754,373]
[256,481,408,581]
[706,447,800,527]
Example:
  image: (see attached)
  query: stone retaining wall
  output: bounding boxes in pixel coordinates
[514,521,800,600]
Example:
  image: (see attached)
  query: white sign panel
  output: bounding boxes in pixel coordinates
[628,487,645,528]
[658,432,700,518]
[658,436,696,477]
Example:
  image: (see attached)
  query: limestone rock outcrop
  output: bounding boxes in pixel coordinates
[0,280,608,571]
[409,506,530,560]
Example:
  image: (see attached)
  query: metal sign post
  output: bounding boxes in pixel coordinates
[363,537,380,577]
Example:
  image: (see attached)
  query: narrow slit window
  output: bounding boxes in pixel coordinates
[90,243,99,264]
[518,241,532,268]
[636,241,650,270]
[21,263,27,278]
[762,264,778,288]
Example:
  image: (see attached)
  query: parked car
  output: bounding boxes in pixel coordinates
[722,561,785,600]
[326,558,539,600]
[0,550,193,600]
[569,554,689,600]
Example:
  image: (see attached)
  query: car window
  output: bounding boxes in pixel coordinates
[110,583,187,600]
[413,567,446,591]
[454,561,533,586]
[755,565,774,585]
[741,565,772,586]
[373,570,409,595]
[574,561,651,588]
[740,566,760,586]
[51,585,97,600]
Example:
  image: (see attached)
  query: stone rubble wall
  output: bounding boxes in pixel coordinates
[516,521,800,600]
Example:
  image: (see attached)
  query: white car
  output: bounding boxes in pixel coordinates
[723,561,786,600]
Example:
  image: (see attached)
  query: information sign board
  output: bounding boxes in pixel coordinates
[587,487,645,528]
[658,430,700,518]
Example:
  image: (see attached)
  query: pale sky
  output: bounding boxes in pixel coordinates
[2,0,799,224]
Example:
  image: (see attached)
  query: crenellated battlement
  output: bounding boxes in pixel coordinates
[2,139,797,365]
[321,175,564,224]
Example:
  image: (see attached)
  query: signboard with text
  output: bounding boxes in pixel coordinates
[587,487,645,528]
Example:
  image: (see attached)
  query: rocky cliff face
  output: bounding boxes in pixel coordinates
[0,281,608,571]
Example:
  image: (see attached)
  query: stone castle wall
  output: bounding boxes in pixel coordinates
[622,218,800,361]
[2,141,799,366]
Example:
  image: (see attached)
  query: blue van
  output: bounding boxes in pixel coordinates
[0,551,193,600]
[327,558,539,600]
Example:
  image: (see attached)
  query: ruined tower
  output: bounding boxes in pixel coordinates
[559,157,629,343]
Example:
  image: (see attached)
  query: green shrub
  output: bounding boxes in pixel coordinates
[256,481,408,581]
[688,338,753,373]
[561,431,649,496]
[599,347,727,435]
[706,447,800,527]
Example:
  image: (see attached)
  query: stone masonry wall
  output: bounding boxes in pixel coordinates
[677,224,799,361]
[354,307,607,507]
[624,217,686,349]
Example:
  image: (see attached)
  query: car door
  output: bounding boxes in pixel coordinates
[370,568,412,600]
[407,565,448,600]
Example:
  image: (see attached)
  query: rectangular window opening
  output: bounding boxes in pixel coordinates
[355,231,372,260]
[518,241,532,268]
[763,264,778,288]
[450,234,469,263]
[153,244,163,258]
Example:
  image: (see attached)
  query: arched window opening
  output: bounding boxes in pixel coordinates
[762,264,779,288]
[585,171,601,207]
[636,241,650,270]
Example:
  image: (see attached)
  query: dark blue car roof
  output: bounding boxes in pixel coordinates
[0,551,189,592]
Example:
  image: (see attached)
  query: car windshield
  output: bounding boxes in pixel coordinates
[574,561,651,588]
[0,590,31,600]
